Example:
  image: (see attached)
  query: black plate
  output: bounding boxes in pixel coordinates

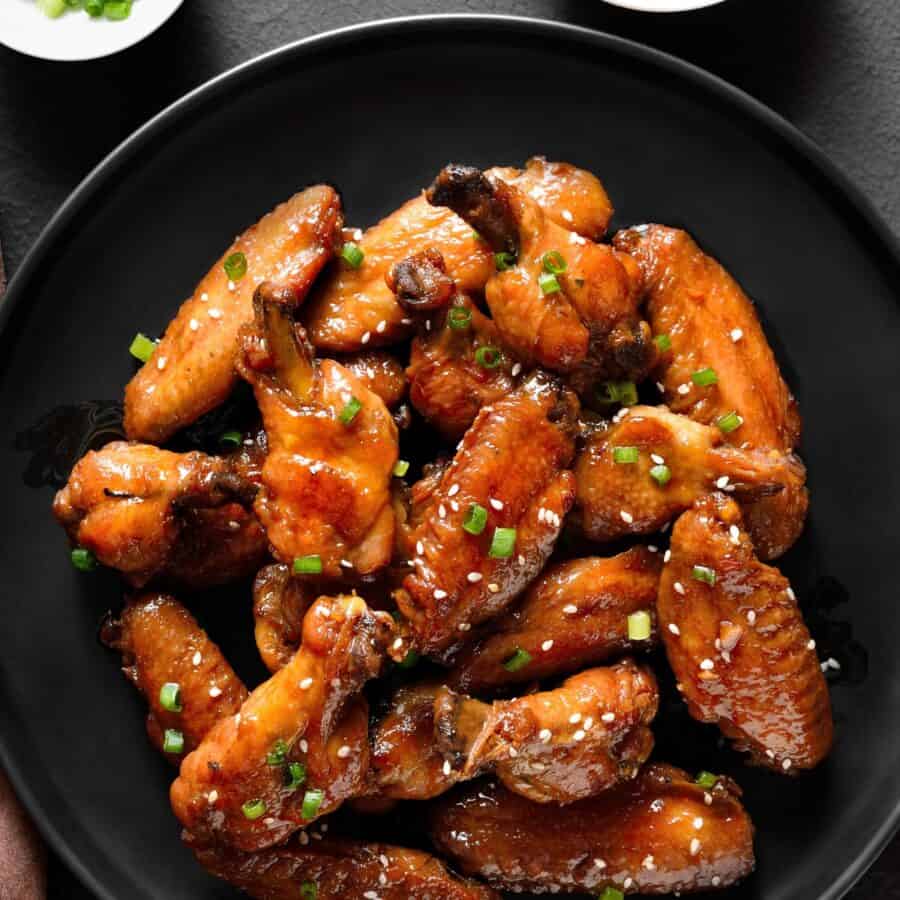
[1,14,899,900]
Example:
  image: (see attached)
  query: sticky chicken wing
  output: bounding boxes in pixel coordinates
[237,284,398,577]
[125,186,343,443]
[52,441,266,587]
[304,159,614,352]
[427,165,655,385]
[431,764,755,895]
[253,564,316,674]
[336,350,408,409]
[573,405,806,544]
[395,372,579,658]
[449,548,661,693]
[100,593,248,759]
[614,224,807,558]
[170,595,394,851]
[659,494,832,772]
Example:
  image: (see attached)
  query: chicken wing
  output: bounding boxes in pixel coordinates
[395,372,578,658]
[573,405,806,544]
[238,284,398,577]
[304,159,614,352]
[427,165,655,385]
[52,441,266,587]
[449,548,661,693]
[170,595,394,851]
[253,564,316,674]
[659,494,832,772]
[431,764,755,895]
[125,186,343,443]
[100,593,248,760]
[614,224,806,558]
[194,838,501,900]
[336,350,408,410]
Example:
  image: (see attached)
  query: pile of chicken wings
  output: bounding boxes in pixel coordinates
[53,157,832,898]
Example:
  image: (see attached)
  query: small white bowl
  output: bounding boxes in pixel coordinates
[602,0,727,10]
[0,0,183,61]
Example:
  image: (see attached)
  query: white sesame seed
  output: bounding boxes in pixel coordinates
[573,730,586,742]
[561,209,574,222]
[563,604,578,615]
[299,677,313,689]
[783,758,793,771]
[434,589,448,600]
[511,363,522,377]
[450,500,459,512]
[730,328,743,342]
[490,498,504,510]
[594,859,607,870]
[601,712,615,723]
[661,521,670,532]
[807,639,816,650]
[541,639,554,652]
[209,686,222,698]
[730,524,741,544]
[674,581,685,595]
[458,622,471,632]
[650,453,665,465]
[340,559,353,569]
[337,745,351,759]
[700,658,715,671]
[442,760,452,776]
[716,476,729,489]
[747,610,757,625]
[620,510,634,524]
[299,831,309,845]
[624,877,634,889]
[537,508,546,523]
[227,280,236,292]
[508,746,518,757]
[300,740,308,753]
[379,873,387,886]
[155,355,167,371]
[786,587,796,601]
[642,855,656,871]
[663,549,672,563]
[693,817,704,830]
[438,504,447,519]
[401,318,413,326]
[766,749,776,759]
[207,308,222,319]
[200,292,208,301]
[448,483,460,497]
[361,331,371,344]
[569,713,582,724]
[416,541,424,555]
[487,583,500,593]
[539,729,552,743]
[712,875,722,887]
[364,892,379,899]
[467,572,483,583]
[379,855,389,867]
[704,792,713,806]
[192,651,202,666]
[677,383,690,395]
[668,623,681,636]
[518,554,526,566]
[207,789,218,804]
[690,838,701,856]
[392,638,404,651]
[376,320,387,334]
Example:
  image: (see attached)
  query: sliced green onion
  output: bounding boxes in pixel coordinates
[393,459,410,477]
[162,729,184,754]
[653,333,672,352]
[448,307,472,330]
[538,271,561,295]
[340,242,365,269]
[627,610,652,641]
[462,504,488,536]
[542,250,567,275]
[502,647,532,672]
[474,346,502,369]
[302,788,324,819]
[159,682,182,713]
[612,446,639,464]
[695,771,719,789]
[470,230,482,242]
[616,381,639,407]
[70,547,97,572]
[396,649,420,670]
[488,527,516,559]
[83,0,103,17]
[129,333,157,363]
[598,889,624,900]
[241,798,267,820]
[300,882,318,900]
[285,761,307,791]
[223,251,248,281]
[37,0,66,18]
[494,251,517,271]
[219,430,242,449]
[104,0,132,20]
[293,555,323,576]
[649,464,672,486]
[692,565,717,586]
[339,397,363,425]
[691,367,719,387]
[716,411,743,434]
[266,739,288,767]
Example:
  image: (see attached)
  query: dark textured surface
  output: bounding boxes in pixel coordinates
[0,3,898,898]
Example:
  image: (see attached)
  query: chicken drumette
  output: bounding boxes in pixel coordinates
[252,563,316,674]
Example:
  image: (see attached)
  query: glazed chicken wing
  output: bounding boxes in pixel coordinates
[659,494,832,772]
[238,284,398,577]
[52,441,266,587]
[253,564,316,674]
[449,548,661,693]
[395,372,578,658]
[336,350,408,410]
[614,225,807,558]
[573,405,806,544]
[100,594,248,760]
[125,186,343,443]
[431,764,755,895]
[170,595,394,851]
[427,165,655,385]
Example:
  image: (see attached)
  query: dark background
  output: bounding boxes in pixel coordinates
[0,1,898,897]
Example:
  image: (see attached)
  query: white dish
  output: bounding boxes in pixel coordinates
[602,0,727,11]
[0,0,183,61]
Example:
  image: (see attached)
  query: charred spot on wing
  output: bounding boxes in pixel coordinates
[389,248,456,313]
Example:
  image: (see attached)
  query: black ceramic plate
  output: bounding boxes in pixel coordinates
[1,14,899,900]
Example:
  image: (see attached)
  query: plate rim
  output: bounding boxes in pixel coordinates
[3,13,899,900]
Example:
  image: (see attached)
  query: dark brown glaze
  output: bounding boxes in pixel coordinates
[194,837,501,900]
[573,405,806,544]
[304,160,614,352]
[52,441,266,588]
[170,595,394,851]
[336,350,408,410]
[396,372,579,658]
[427,165,654,385]
[659,494,832,773]
[252,564,316,674]
[125,186,343,443]
[614,224,806,559]
[430,764,755,895]
[100,594,248,760]
[449,548,661,693]
[237,285,398,578]
[436,661,657,804]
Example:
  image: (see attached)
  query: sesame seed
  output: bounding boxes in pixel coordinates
[227,280,236,292]
[364,892,379,899]
[401,318,413,326]
[561,209,574,222]
[541,639,554,651]
[563,604,578,615]
[192,651,202,666]
[416,541,424,555]
[537,508,546,523]
[200,292,208,301]
[337,745,351,759]
[299,831,309,845]
[663,549,672,563]
[620,510,634,524]
[340,559,353,569]
[704,792,713,806]
[668,623,681,636]
[716,475,729,488]
[518,554,526,566]
[511,363,522,376]
[656,381,665,392]
[783,758,793,771]
[594,859,607,870]
[624,877,634,889]
[379,873,387,886]
[807,639,816,650]
[448,483,460,497]
[700,659,715,671]
[573,730,586,742]
[693,817,704,830]
[677,383,691,395]
[690,838,701,856]
[674,581,685,595]
[508,746,518,757]
[379,855,389,867]
[766,749,776,759]
[651,453,665,465]
[786,587,796,601]
[300,739,308,753]
[458,622,471,632]
[392,638,404,650]
[467,572,483,583]
[209,686,222,698]
[450,500,459,511]
[642,855,656,871]
[583,717,593,730]
[648,544,658,553]
[661,521,670,532]
[747,610,757,625]
[730,524,741,544]
[487,583,500,593]
[299,677,313,689]
[207,308,222,319]
[376,320,387,333]
[434,589,448,600]
[208,790,218,804]
[438,505,446,519]
[539,729,552,742]
[601,712,615,723]
[712,875,722,887]
[361,331,371,344]
[569,713,582,724]
[730,328,743,342]
[489,498,504,510]
[155,355,167,371]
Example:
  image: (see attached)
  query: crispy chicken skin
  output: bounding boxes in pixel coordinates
[431,764,755,895]
[573,405,806,544]
[614,225,806,558]
[125,186,343,443]
[238,284,398,577]
[304,159,614,352]
[427,165,654,384]
[436,661,658,804]
[194,838,501,900]
[253,564,315,674]
[449,548,661,693]
[396,372,579,658]
[336,350,408,410]
[659,494,832,772]
[100,594,248,760]
[52,441,266,587]
[170,595,394,851]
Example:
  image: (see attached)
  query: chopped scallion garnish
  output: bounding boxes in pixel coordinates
[627,610,652,641]
[397,649,420,670]
[448,307,472,330]
[159,682,182,713]
[241,798,267,820]
[502,647,532,672]
[70,547,97,572]
[695,771,719,789]
[474,346,502,369]
[266,739,288,767]
[716,411,743,434]
[649,464,671,486]
[462,504,488,536]
[612,446,639,464]
[223,251,248,281]
[691,367,718,387]
[339,397,363,425]
[541,250,567,275]
[219,430,242,449]
[293,555,323,575]
[285,761,307,791]
[393,459,410,477]
[598,888,624,900]
[538,271,561,295]
[339,242,365,269]
[300,881,318,900]
[494,251,517,271]
[302,788,324,819]
[692,565,717,585]
[653,333,672,352]
[488,527,516,559]
[129,333,157,363]
[598,380,638,407]
[162,729,184,754]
